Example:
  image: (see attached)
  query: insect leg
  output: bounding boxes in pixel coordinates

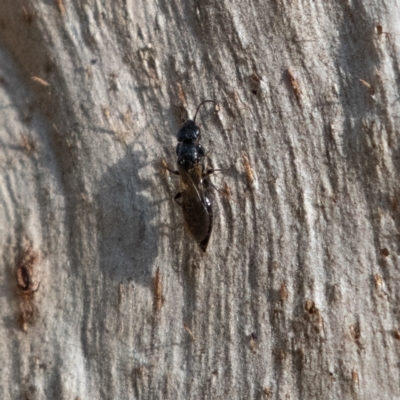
[202,172,233,201]
[161,159,179,176]
[166,167,180,175]
[174,192,183,207]
[202,168,223,189]
[202,168,223,179]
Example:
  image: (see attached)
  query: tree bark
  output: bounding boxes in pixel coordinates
[1,0,399,399]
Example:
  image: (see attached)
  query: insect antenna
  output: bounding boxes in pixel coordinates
[193,100,218,123]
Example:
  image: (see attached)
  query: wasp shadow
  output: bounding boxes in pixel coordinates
[95,145,157,287]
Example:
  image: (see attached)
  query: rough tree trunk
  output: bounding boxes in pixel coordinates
[1,0,399,399]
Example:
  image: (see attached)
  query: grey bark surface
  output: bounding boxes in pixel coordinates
[0,0,399,399]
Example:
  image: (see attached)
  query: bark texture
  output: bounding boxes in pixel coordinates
[1,0,400,399]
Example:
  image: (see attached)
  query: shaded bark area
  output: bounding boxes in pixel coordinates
[0,0,400,399]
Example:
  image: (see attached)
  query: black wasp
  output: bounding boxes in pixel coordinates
[167,100,218,252]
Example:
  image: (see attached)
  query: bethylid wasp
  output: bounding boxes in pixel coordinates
[167,100,218,252]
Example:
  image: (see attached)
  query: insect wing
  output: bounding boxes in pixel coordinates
[179,167,212,245]
[180,167,208,210]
